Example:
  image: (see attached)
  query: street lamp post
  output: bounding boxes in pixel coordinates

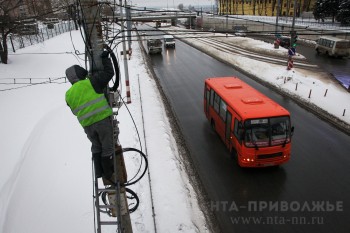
[291,0,297,46]
[275,0,280,36]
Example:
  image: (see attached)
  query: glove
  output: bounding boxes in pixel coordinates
[100,50,110,58]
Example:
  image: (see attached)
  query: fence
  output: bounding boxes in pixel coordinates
[202,15,350,41]
[7,21,76,53]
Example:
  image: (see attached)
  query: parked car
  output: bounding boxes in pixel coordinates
[278,36,291,48]
[43,18,59,24]
[233,26,247,37]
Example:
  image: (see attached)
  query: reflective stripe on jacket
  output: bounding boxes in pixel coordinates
[66,79,112,127]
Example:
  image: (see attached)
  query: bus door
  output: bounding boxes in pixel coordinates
[204,86,210,117]
[225,111,232,147]
[232,117,243,157]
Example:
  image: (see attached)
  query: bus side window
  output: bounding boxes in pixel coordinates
[234,118,243,143]
[219,100,227,120]
[213,92,220,113]
[210,89,214,106]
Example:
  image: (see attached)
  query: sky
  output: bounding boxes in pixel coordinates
[1,20,350,233]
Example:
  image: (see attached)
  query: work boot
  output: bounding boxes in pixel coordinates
[101,155,114,181]
[92,153,103,178]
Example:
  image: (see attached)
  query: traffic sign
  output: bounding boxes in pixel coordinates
[288,47,296,56]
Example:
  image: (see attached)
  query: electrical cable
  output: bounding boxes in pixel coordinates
[125,187,139,213]
[105,45,120,91]
[99,186,139,214]
[122,148,148,186]
[0,77,66,91]
[103,147,148,188]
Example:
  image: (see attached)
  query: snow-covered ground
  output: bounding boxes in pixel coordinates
[1,22,350,233]
[0,30,208,233]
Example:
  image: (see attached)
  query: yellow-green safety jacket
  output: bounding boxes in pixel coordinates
[65,79,112,127]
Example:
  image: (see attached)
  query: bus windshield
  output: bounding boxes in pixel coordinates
[244,116,291,148]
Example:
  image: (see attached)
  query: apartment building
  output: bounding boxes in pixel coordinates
[218,0,315,17]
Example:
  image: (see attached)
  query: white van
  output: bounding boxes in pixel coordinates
[315,36,350,58]
[163,35,175,48]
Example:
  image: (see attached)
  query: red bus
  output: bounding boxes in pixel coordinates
[204,77,294,167]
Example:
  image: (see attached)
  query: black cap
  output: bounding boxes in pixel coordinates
[65,65,87,84]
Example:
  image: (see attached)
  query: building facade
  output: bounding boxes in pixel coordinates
[218,0,315,17]
[9,0,53,19]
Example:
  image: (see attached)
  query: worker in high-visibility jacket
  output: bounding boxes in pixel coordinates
[65,50,115,180]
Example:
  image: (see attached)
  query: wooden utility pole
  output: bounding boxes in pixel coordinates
[79,0,133,232]
[80,0,103,72]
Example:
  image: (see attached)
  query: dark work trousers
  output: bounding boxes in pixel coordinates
[83,117,114,159]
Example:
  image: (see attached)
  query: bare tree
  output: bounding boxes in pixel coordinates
[241,0,245,15]
[0,0,61,64]
[272,0,277,16]
[252,0,255,15]
[51,0,79,29]
[0,0,24,64]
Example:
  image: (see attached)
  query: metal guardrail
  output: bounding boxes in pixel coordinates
[7,21,76,53]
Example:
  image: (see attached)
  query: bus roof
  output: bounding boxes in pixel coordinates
[164,35,174,39]
[206,77,290,119]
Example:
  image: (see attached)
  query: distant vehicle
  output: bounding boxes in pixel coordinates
[277,36,291,48]
[315,36,350,58]
[14,19,38,35]
[43,18,59,24]
[20,23,39,35]
[233,26,247,37]
[147,39,162,54]
[163,35,175,48]
[43,18,59,29]
[204,77,294,167]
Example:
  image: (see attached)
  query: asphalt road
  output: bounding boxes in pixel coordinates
[141,27,350,233]
[299,44,350,89]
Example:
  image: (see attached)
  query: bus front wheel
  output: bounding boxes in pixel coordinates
[230,148,237,161]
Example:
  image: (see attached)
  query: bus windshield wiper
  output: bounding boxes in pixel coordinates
[282,131,288,147]
[251,128,259,150]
